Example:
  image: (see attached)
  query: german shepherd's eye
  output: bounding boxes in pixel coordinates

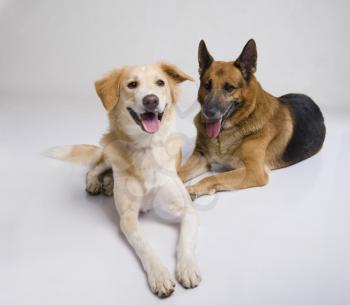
[223,83,235,93]
[204,80,212,91]
[156,79,165,87]
[127,81,138,89]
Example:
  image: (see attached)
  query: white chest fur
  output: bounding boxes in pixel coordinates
[130,142,178,189]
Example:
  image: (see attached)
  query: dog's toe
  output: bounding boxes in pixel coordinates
[176,257,202,289]
[148,266,176,298]
[102,174,114,196]
[187,186,200,201]
[189,193,197,201]
[85,177,102,195]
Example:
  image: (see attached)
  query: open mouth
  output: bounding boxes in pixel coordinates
[127,107,165,134]
[205,118,222,138]
[204,102,236,138]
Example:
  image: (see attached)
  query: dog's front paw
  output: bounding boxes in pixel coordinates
[85,173,102,195]
[176,257,202,289]
[148,265,176,298]
[187,185,215,200]
[178,170,188,183]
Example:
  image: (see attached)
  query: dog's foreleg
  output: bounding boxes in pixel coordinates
[178,150,209,182]
[187,163,268,198]
[115,189,175,298]
[187,131,273,198]
[155,182,201,289]
[176,205,201,288]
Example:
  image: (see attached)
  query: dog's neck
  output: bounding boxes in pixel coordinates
[231,77,279,134]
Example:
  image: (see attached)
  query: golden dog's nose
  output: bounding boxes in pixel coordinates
[143,94,159,111]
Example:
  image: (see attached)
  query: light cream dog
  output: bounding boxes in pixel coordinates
[47,63,201,298]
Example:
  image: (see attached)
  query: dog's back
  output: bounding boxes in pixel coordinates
[279,94,326,166]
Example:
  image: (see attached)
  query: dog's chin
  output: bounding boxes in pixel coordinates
[127,107,165,134]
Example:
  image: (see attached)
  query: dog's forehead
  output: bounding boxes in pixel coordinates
[206,61,241,83]
[126,64,164,80]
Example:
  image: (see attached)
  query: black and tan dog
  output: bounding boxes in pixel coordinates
[179,39,326,198]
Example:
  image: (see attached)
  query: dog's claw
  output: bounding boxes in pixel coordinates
[176,258,202,289]
[148,265,176,298]
[189,193,197,201]
[85,179,102,195]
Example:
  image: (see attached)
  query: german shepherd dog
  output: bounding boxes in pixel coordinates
[179,39,326,198]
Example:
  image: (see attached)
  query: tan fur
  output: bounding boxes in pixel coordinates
[66,145,103,163]
[45,144,103,167]
[95,69,126,111]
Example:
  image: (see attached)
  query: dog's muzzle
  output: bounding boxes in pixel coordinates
[127,105,166,134]
[202,101,236,138]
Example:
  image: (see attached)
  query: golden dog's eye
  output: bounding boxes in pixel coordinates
[127,81,138,89]
[156,79,165,87]
[204,80,212,91]
[223,83,235,93]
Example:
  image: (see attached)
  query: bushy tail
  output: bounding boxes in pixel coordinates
[45,144,103,167]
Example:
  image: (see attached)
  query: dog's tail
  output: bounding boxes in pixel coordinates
[44,144,103,168]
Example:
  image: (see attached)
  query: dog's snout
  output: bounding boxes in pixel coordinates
[143,94,159,110]
[204,109,219,119]
[203,104,222,121]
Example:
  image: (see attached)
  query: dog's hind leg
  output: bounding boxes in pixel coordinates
[86,159,112,195]
[99,169,113,196]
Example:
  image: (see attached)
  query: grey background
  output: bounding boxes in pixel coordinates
[1,1,350,305]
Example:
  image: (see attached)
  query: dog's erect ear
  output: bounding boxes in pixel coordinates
[159,63,193,83]
[95,69,124,111]
[198,40,213,75]
[234,39,257,80]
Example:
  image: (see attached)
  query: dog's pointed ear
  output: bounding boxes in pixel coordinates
[95,68,124,111]
[234,39,257,80]
[198,40,213,75]
[159,63,193,83]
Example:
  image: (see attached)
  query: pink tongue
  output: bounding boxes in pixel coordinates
[206,119,222,138]
[141,118,160,134]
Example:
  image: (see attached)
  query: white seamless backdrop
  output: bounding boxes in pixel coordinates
[0,0,350,111]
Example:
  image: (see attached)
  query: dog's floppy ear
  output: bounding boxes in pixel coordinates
[159,63,193,83]
[198,40,213,75]
[159,63,193,103]
[95,68,124,111]
[234,39,257,80]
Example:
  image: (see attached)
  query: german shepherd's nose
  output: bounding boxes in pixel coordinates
[203,104,222,121]
[143,94,159,110]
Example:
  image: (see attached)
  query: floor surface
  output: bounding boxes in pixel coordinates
[1,95,350,305]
